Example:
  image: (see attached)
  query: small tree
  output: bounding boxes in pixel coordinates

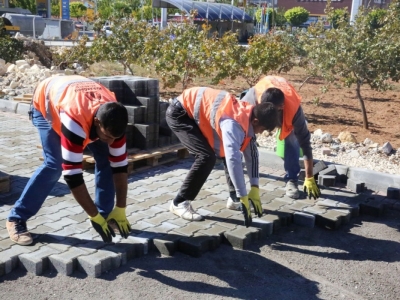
[274,7,288,27]
[328,8,349,29]
[70,2,87,20]
[284,7,309,27]
[304,0,400,129]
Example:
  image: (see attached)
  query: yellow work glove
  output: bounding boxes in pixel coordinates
[240,195,252,227]
[303,177,321,200]
[106,206,131,239]
[248,186,263,218]
[89,213,115,243]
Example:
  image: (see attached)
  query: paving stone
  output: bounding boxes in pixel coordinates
[77,249,121,278]
[130,220,156,233]
[347,179,365,194]
[197,224,229,248]
[171,222,209,237]
[224,226,260,250]
[49,247,91,276]
[264,199,287,211]
[69,212,89,223]
[139,206,165,217]
[319,165,338,176]
[178,235,216,257]
[316,210,343,230]
[19,246,61,275]
[387,187,400,200]
[150,222,180,234]
[43,217,78,230]
[153,234,182,256]
[126,236,149,257]
[251,218,274,237]
[360,199,386,217]
[293,212,315,228]
[0,245,32,276]
[102,242,137,265]
[303,205,328,215]
[318,175,336,187]
[146,212,177,226]
[260,214,281,232]
[313,160,328,175]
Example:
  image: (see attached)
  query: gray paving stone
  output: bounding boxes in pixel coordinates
[77,249,121,278]
[19,246,61,275]
[251,218,274,237]
[153,234,182,256]
[0,245,32,276]
[49,247,91,276]
[178,235,216,257]
[224,226,260,250]
[293,212,315,228]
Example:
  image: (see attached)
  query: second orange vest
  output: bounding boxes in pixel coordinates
[254,76,301,140]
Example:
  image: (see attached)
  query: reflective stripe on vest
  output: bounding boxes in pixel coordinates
[193,90,228,155]
[44,77,92,123]
[193,87,207,126]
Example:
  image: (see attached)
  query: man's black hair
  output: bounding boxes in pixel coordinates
[252,102,279,132]
[260,88,285,106]
[96,102,128,138]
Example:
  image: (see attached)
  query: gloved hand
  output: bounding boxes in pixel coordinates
[240,196,252,227]
[90,213,115,243]
[106,206,131,239]
[248,186,263,218]
[303,177,321,200]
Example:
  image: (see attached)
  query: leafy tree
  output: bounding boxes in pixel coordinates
[255,7,275,28]
[70,2,87,19]
[0,19,24,63]
[305,0,400,129]
[274,7,287,27]
[9,0,36,14]
[328,8,349,29]
[113,1,133,18]
[51,3,60,17]
[367,8,387,29]
[284,7,309,27]
[52,35,93,69]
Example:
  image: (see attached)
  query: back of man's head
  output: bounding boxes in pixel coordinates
[97,102,128,138]
[252,102,279,132]
[260,88,284,107]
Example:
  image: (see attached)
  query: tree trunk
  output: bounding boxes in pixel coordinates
[356,81,369,129]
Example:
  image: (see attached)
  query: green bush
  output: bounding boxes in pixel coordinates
[329,8,349,29]
[0,35,24,63]
[284,7,309,27]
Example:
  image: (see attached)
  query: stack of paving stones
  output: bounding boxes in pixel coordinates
[90,76,179,149]
[0,110,399,279]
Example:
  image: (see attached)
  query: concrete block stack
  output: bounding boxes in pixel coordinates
[90,76,179,150]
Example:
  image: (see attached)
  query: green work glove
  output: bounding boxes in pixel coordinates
[240,195,252,228]
[248,186,263,218]
[89,213,115,243]
[303,177,321,200]
[106,206,131,239]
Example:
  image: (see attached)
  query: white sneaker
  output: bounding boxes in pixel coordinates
[226,197,242,211]
[169,200,204,221]
[285,180,300,199]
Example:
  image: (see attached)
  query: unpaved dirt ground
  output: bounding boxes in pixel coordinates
[1,210,399,300]
[155,67,400,149]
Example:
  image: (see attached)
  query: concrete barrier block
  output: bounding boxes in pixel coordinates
[0,99,18,113]
[15,102,31,116]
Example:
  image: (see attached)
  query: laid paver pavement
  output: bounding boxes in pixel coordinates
[0,111,398,278]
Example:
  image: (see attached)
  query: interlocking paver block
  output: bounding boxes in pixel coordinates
[146,212,177,226]
[0,245,32,276]
[151,222,180,234]
[360,199,386,217]
[153,234,182,256]
[172,222,209,237]
[49,247,91,276]
[347,179,365,194]
[316,210,343,230]
[197,224,229,248]
[387,187,400,200]
[251,218,274,237]
[19,246,61,275]
[77,249,121,278]
[224,226,260,250]
[318,175,336,187]
[293,212,315,228]
[260,214,281,232]
[178,235,216,257]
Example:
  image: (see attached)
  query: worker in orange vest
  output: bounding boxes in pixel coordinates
[166,87,280,227]
[237,75,320,201]
[6,75,131,245]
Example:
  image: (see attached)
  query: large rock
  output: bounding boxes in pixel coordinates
[338,131,357,143]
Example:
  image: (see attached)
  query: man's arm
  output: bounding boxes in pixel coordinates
[220,118,247,197]
[242,137,259,188]
[292,106,313,178]
[113,172,128,208]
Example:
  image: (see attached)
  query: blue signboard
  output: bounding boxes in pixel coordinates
[61,0,70,20]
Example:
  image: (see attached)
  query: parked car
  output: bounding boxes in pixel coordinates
[102,25,112,37]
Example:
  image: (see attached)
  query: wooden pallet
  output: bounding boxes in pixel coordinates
[38,144,190,173]
[13,94,33,103]
[0,171,10,194]
[85,144,190,173]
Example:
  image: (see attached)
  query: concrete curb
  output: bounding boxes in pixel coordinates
[258,148,400,194]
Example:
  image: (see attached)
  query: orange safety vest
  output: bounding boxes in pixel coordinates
[33,75,117,148]
[254,76,301,140]
[177,87,253,158]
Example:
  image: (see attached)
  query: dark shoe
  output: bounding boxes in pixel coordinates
[6,218,33,246]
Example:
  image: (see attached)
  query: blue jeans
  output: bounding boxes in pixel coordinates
[8,108,114,221]
[283,131,301,182]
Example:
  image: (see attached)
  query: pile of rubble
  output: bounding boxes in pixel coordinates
[257,129,400,175]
